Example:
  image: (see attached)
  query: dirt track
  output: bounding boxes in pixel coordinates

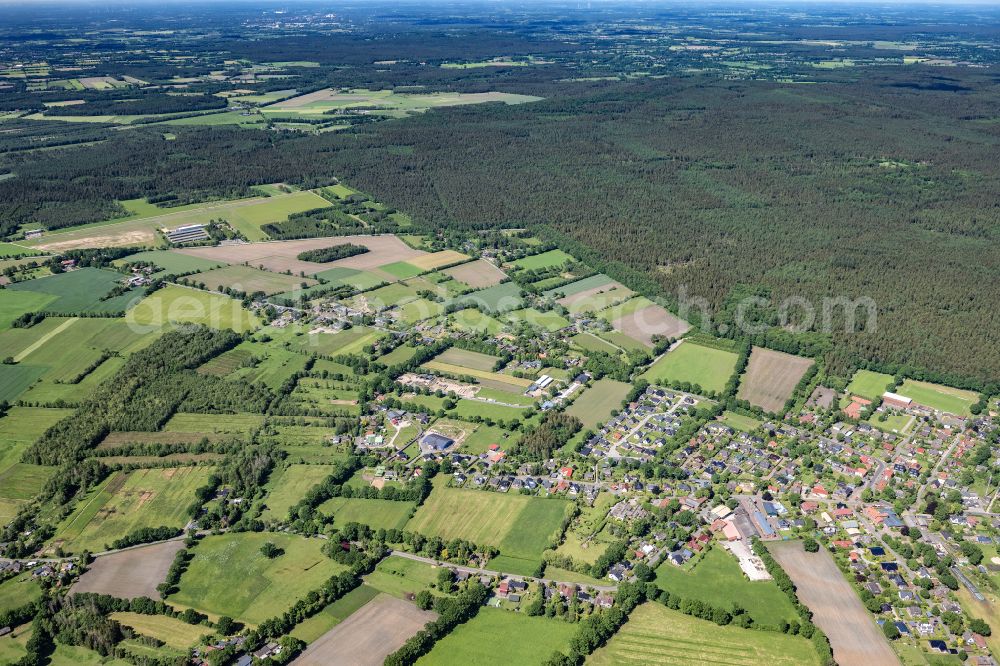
[293,593,436,666]
[769,541,899,666]
[73,539,185,599]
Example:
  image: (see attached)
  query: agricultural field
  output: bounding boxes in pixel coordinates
[354,282,420,310]
[267,87,539,117]
[555,280,634,315]
[377,344,419,366]
[0,464,55,523]
[289,325,385,356]
[416,607,576,666]
[510,249,575,271]
[0,290,56,330]
[566,378,632,429]
[52,466,213,553]
[175,234,424,277]
[396,297,446,323]
[293,593,436,666]
[504,307,570,332]
[641,341,739,394]
[653,546,799,627]
[114,249,227,275]
[571,331,620,355]
[404,250,470,272]
[736,347,814,413]
[542,273,615,299]
[0,242,39,257]
[406,477,572,574]
[610,302,690,346]
[73,540,186,599]
[365,555,442,599]
[433,347,500,372]
[769,541,896,666]
[125,285,261,332]
[309,267,385,291]
[24,191,330,250]
[449,282,525,312]
[318,497,416,530]
[0,625,31,665]
[188,265,316,295]
[0,407,73,472]
[291,584,381,642]
[444,259,507,288]
[169,533,346,624]
[260,464,337,521]
[109,612,206,650]
[846,369,894,400]
[589,602,821,666]
[897,379,979,416]
[222,345,310,389]
[7,267,143,313]
[163,412,264,435]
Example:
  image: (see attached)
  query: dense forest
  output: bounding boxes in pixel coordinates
[315,69,1000,382]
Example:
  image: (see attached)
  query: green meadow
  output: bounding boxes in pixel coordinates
[170,533,346,624]
[641,341,739,393]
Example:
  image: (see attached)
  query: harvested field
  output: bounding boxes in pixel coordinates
[737,347,814,413]
[612,304,691,346]
[769,541,898,666]
[175,234,424,277]
[73,539,185,599]
[444,259,507,288]
[292,594,436,666]
[557,282,633,313]
[406,250,469,271]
